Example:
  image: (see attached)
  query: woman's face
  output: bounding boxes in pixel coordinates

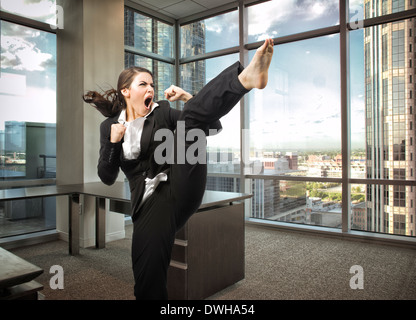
[121,72,154,119]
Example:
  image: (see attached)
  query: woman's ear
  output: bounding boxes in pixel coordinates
[121,88,130,98]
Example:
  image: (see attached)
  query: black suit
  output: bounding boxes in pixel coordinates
[97,61,248,299]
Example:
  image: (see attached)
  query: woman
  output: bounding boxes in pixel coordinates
[83,39,274,299]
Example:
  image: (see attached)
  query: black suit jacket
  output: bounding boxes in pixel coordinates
[97,100,222,217]
[97,100,181,215]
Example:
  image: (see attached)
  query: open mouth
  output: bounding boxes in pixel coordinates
[145,97,152,110]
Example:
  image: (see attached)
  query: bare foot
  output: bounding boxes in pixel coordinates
[238,38,274,90]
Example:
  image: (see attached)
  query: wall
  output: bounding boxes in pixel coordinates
[56,0,125,247]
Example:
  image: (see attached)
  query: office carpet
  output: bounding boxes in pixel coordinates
[8,224,416,300]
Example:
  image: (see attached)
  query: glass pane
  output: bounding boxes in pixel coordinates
[351,184,415,237]
[251,179,342,229]
[181,54,241,175]
[206,176,241,193]
[0,20,57,238]
[349,29,366,179]
[349,0,413,22]
[1,21,57,180]
[247,35,341,178]
[124,8,174,58]
[181,10,239,58]
[0,197,56,238]
[247,0,339,42]
[125,53,174,102]
[0,0,57,26]
[350,20,416,181]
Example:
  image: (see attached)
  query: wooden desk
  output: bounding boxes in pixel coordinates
[62,182,251,300]
[1,182,251,300]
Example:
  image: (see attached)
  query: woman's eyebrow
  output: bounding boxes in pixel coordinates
[139,80,154,85]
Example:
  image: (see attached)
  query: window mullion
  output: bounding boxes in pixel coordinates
[340,0,351,233]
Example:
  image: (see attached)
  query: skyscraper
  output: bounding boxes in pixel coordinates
[124,8,174,101]
[180,21,206,98]
[364,0,416,236]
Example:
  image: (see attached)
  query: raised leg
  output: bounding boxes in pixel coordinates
[171,39,274,229]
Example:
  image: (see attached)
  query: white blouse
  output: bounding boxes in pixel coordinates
[118,102,167,206]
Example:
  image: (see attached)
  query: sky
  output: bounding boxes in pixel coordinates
[204,0,366,151]
[0,0,57,131]
[1,0,367,152]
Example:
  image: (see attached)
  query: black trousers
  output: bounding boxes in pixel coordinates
[131,61,249,299]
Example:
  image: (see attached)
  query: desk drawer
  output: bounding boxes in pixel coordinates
[171,239,187,263]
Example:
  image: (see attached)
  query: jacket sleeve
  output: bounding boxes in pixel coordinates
[164,100,222,135]
[166,101,181,129]
[97,120,121,185]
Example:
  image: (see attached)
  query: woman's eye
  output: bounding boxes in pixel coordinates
[138,82,154,88]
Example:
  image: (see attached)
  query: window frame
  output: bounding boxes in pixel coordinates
[0,9,57,189]
[124,0,416,242]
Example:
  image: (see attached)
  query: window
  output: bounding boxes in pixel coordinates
[124,8,175,102]
[180,11,240,190]
[392,76,405,115]
[382,34,388,72]
[392,30,405,69]
[247,35,341,176]
[125,9,174,58]
[0,3,57,238]
[125,0,415,238]
[393,213,406,234]
[181,10,239,58]
[393,169,406,207]
[352,0,408,18]
[248,0,339,41]
[181,54,241,172]
[392,120,406,160]
[0,20,56,181]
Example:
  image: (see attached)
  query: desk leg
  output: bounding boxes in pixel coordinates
[68,194,80,255]
[96,197,106,249]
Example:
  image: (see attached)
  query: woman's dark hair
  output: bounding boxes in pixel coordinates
[83,66,153,117]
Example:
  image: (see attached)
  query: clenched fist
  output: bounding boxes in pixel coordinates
[164,85,193,103]
[110,123,126,143]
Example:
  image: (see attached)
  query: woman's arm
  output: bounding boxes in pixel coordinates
[161,85,192,129]
[97,120,122,185]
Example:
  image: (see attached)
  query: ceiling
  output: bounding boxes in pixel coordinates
[127,0,239,20]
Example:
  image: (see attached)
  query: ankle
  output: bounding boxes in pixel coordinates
[238,72,253,90]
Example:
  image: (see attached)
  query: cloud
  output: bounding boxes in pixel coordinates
[205,11,238,34]
[1,24,54,72]
[206,25,222,33]
[247,0,339,39]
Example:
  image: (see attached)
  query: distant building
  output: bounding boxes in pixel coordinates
[364,0,416,236]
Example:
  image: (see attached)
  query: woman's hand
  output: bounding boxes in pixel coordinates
[164,85,193,103]
[110,123,126,143]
